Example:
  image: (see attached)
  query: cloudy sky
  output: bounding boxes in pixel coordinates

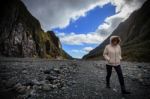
[22,0,146,58]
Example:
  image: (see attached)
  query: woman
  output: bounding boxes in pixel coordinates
[103,35,130,94]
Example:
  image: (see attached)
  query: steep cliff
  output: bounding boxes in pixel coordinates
[0,0,72,59]
[83,0,150,62]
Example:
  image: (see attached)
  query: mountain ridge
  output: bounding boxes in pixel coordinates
[83,0,150,62]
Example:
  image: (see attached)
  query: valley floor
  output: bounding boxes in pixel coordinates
[0,57,150,99]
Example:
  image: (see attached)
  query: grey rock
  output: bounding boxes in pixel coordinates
[14,83,27,94]
[31,79,41,85]
[14,83,22,89]
[33,85,39,90]
[53,68,61,74]
[42,84,52,91]
[22,70,28,74]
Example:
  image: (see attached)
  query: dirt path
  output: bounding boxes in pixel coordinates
[0,58,150,99]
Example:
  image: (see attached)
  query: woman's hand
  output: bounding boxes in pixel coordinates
[107,57,110,62]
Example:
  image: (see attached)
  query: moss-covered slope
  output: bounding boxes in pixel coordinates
[0,0,72,59]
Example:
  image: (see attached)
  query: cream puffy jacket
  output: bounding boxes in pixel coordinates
[103,36,122,66]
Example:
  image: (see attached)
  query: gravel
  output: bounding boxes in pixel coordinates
[0,57,150,99]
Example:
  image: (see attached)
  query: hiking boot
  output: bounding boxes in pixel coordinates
[106,84,111,89]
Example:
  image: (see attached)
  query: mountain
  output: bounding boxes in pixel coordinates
[83,0,150,62]
[0,0,72,59]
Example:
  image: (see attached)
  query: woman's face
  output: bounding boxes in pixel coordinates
[112,38,119,45]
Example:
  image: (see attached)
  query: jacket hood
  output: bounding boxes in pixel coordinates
[110,35,121,45]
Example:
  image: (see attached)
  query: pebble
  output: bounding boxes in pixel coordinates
[22,70,28,74]
[53,68,61,74]
[33,85,39,90]
[42,84,52,91]
[17,86,27,94]
[113,88,118,92]
[14,83,27,94]
[31,79,41,85]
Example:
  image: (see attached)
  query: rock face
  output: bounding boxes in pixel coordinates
[83,0,150,62]
[0,0,72,59]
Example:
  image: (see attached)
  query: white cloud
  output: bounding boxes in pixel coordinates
[22,0,109,30]
[56,32,66,37]
[69,47,94,58]
[83,47,94,52]
[71,49,86,53]
[58,32,105,45]
[95,0,146,37]
[70,49,87,58]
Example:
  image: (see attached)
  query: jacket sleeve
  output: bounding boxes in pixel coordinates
[103,46,110,61]
[119,45,122,60]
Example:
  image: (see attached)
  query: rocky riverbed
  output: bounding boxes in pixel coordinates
[0,57,150,99]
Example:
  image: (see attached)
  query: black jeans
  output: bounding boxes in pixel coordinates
[106,64,126,91]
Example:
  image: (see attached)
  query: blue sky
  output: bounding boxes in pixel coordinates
[54,3,115,34]
[53,3,115,58]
